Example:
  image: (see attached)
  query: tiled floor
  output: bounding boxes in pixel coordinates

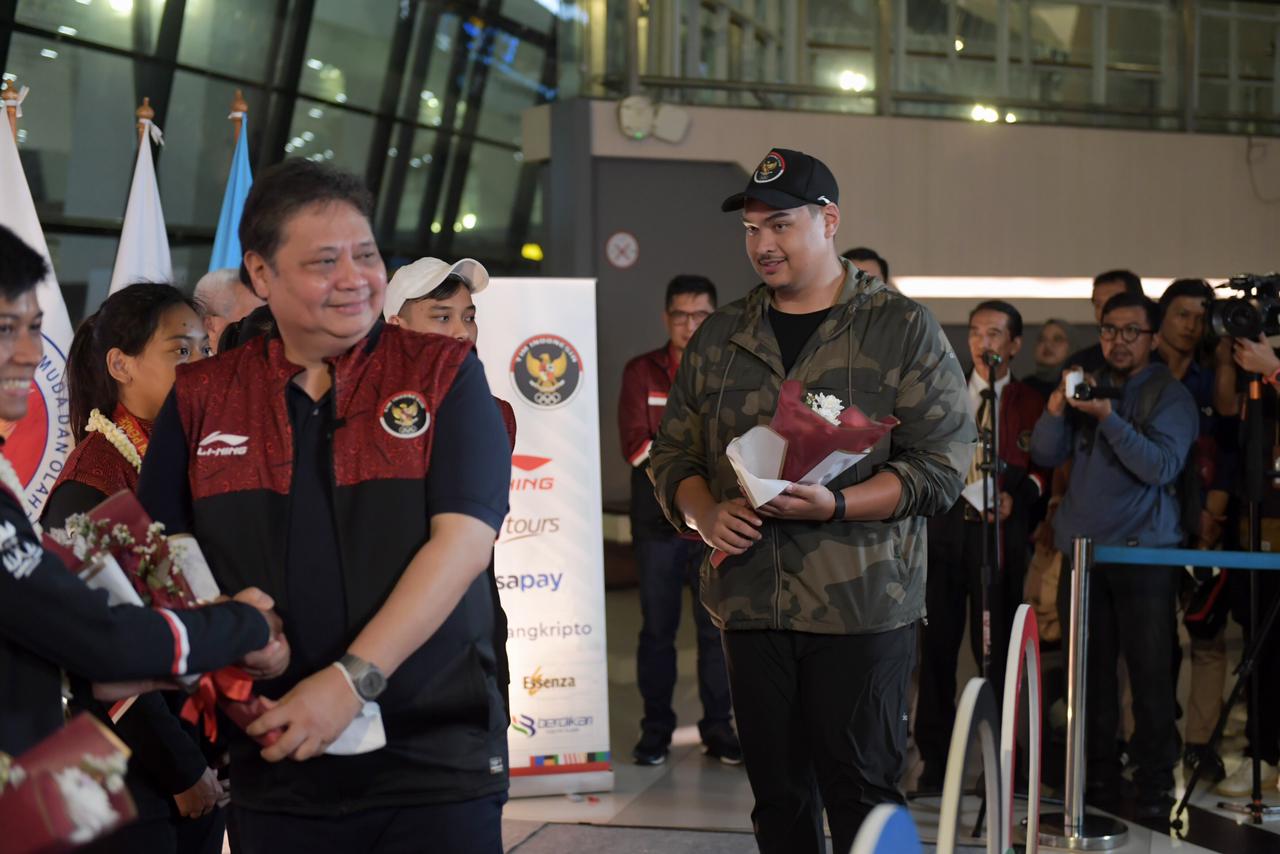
[503,587,1280,853]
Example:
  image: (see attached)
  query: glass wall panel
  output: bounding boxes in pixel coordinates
[378,125,439,243]
[4,33,136,221]
[284,98,375,176]
[477,28,548,145]
[16,0,166,54]
[299,0,402,109]
[450,142,523,260]
[177,0,283,82]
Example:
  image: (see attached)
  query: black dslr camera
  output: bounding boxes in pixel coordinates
[1208,274,1280,340]
[1073,383,1121,402]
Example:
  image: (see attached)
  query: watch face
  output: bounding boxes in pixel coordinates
[359,670,387,699]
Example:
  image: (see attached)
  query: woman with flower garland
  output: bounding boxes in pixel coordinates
[42,283,222,854]
[45,283,211,524]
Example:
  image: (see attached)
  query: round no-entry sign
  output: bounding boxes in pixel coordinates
[605,231,639,269]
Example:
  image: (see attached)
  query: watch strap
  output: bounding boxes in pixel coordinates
[331,661,363,704]
[828,486,846,522]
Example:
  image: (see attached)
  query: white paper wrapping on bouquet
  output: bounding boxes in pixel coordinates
[960,477,996,512]
[168,534,221,603]
[78,553,144,608]
[326,702,387,755]
[726,425,868,508]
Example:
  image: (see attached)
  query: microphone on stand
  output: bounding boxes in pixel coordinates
[981,350,1003,369]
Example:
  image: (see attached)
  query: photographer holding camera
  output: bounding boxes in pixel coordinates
[1030,292,1198,817]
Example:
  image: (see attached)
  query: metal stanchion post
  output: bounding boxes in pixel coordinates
[1040,537,1128,850]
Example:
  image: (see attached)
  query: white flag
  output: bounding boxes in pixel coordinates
[109,120,172,294]
[0,95,77,521]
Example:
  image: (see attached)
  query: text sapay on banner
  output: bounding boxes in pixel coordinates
[477,278,612,798]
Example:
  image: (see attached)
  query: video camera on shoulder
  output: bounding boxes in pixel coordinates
[1209,273,1280,340]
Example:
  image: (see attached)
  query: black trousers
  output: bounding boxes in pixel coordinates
[227,796,505,854]
[722,626,914,854]
[1058,563,1180,792]
[917,515,1020,773]
[82,808,224,854]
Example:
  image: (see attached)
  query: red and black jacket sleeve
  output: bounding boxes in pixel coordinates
[999,382,1051,522]
[619,354,655,467]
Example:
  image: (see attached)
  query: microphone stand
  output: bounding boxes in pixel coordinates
[971,353,1003,840]
[978,354,1004,682]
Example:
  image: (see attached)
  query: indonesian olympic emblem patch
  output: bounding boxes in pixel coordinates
[510,334,584,409]
[754,151,786,183]
[380,391,430,438]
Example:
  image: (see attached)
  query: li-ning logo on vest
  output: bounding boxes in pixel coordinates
[197,431,249,457]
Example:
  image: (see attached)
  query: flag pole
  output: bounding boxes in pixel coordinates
[2,77,19,143]
[136,96,154,142]
[230,89,248,142]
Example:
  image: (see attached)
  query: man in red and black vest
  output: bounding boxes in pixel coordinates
[618,275,739,767]
[137,161,512,854]
[914,299,1048,791]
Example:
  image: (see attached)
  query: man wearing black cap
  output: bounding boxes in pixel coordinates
[650,149,974,852]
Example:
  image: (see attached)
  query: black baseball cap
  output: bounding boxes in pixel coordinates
[721,148,840,213]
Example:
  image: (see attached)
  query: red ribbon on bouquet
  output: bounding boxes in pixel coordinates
[180,667,281,747]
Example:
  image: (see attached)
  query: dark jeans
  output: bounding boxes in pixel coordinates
[227,796,505,854]
[635,536,733,741]
[1058,562,1181,792]
[917,516,1021,772]
[723,627,915,854]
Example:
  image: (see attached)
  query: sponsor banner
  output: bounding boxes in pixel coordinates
[476,278,611,797]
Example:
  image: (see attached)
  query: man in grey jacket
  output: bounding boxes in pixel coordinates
[650,148,974,853]
[1031,291,1198,817]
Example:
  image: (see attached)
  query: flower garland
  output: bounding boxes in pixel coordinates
[0,452,39,536]
[85,409,143,473]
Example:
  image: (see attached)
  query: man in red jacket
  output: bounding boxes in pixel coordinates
[914,299,1048,791]
[618,275,739,766]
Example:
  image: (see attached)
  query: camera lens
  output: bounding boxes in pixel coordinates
[1210,297,1264,340]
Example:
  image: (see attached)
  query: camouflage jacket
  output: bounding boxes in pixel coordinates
[650,260,975,635]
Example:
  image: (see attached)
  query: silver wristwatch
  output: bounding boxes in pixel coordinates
[338,653,387,702]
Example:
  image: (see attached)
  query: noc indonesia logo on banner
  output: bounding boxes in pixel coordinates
[510,334,584,409]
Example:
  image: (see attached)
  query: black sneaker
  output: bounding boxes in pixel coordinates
[1183,743,1226,784]
[702,729,743,765]
[632,732,670,766]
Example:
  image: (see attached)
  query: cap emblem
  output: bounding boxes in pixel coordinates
[753,151,785,184]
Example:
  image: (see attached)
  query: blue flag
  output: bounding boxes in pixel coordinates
[209,115,253,272]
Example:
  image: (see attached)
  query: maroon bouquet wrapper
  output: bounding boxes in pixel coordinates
[0,713,136,853]
[770,380,898,483]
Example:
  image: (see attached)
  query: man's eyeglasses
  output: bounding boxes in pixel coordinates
[1098,323,1153,343]
[668,310,712,326]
